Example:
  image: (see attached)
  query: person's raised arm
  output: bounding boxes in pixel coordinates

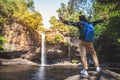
[59,16,80,27]
[92,15,108,26]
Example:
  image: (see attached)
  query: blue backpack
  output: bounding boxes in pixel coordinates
[81,22,94,42]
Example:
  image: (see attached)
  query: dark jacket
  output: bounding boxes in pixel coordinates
[63,20,104,41]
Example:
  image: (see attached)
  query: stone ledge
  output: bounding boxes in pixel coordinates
[0,58,38,66]
[65,70,120,80]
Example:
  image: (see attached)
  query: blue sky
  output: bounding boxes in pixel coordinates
[34,0,69,29]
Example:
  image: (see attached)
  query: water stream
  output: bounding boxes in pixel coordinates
[40,33,46,66]
[0,65,119,80]
[37,33,46,80]
[37,66,45,80]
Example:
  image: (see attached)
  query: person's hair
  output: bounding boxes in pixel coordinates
[79,15,88,22]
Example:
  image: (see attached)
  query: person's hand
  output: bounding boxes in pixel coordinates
[102,15,108,20]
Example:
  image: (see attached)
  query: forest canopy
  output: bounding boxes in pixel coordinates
[0,0,43,30]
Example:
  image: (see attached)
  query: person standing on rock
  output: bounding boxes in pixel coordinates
[59,15,107,75]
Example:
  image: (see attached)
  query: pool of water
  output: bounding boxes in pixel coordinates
[0,65,119,80]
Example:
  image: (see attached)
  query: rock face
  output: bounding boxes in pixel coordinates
[0,58,38,65]
[1,20,41,61]
[45,31,80,64]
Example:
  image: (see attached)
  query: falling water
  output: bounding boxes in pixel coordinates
[41,33,46,66]
[37,66,46,80]
[36,33,46,80]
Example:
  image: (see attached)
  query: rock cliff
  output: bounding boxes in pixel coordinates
[0,18,41,61]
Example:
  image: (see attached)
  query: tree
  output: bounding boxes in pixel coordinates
[26,0,35,12]
[0,0,43,31]
[94,0,120,62]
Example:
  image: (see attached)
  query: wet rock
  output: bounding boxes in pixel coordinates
[65,70,120,80]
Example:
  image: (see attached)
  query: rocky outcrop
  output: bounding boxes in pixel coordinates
[0,19,41,61]
[0,58,38,65]
[45,31,80,64]
[65,70,120,80]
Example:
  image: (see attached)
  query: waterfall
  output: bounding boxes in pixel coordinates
[41,33,46,66]
[36,33,46,80]
[37,66,45,80]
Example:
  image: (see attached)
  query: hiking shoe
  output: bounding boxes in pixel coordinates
[96,67,102,72]
[80,69,88,75]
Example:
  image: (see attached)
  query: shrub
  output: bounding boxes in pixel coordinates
[55,34,64,42]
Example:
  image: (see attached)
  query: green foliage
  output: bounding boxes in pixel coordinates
[94,24,106,38]
[66,26,79,37]
[54,3,81,37]
[57,3,68,18]
[94,1,120,61]
[46,33,64,44]
[19,10,43,30]
[117,38,120,43]
[26,0,35,12]
[94,2,120,40]
[37,26,45,32]
[47,40,54,44]
[0,16,5,26]
[55,34,64,42]
[0,0,16,17]
[0,36,6,50]
[63,42,69,46]
[0,0,43,31]
[106,5,119,40]
[49,15,79,37]
[72,59,79,64]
